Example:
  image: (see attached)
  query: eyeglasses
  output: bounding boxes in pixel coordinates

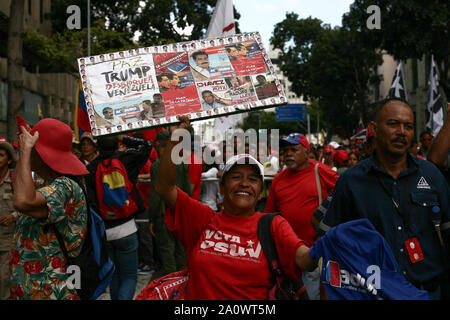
[421,137,432,142]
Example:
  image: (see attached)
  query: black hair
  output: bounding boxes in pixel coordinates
[102,107,113,115]
[192,51,208,60]
[348,151,360,160]
[97,135,119,153]
[382,96,409,106]
[420,130,432,138]
[375,97,411,122]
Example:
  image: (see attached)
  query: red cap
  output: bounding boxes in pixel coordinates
[324,144,335,154]
[332,149,349,165]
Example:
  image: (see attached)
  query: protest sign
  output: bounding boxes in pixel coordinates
[78,32,287,136]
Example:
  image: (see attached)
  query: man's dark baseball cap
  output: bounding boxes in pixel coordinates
[97,135,118,152]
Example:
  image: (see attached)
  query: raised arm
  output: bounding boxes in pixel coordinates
[154,116,191,212]
[428,102,450,167]
[13,127,48,218]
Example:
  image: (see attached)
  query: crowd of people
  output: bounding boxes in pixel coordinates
[0,97,449,300]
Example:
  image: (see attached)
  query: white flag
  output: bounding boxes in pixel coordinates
[387,62,408,102]
[206,0,241,131]
[214,114,241,133]
[426,55,444,136]
[205,0,235,38]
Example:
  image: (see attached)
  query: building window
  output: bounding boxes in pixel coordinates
[28,0,32,16]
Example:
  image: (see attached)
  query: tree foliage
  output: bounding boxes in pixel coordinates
[24,20,134,73]
[342,0,450,99]
[27,0,241,74]
[50,0,240,45]
[271,13,382,137]
[240,110,306,137]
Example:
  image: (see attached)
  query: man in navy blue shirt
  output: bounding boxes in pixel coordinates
[319,98,450,300]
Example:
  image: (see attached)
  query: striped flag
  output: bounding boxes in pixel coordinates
[73,79,91,142]
[205,0,235,39]
[356,118,364,134]
[350,128,367,141]
[387,62,408,102]
[426,55,444,136]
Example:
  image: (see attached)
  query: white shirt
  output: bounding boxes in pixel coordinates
[199,167,220,212]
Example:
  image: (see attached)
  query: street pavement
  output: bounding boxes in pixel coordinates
[97,270,153,300]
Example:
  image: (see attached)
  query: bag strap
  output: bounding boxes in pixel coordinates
[101,156,115,168]
[257,213,282,277]
[47,175,91,263]
[314,163,323,204]
[51,224,71,262]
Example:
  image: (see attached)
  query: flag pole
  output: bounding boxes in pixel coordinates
[430,55,434,134]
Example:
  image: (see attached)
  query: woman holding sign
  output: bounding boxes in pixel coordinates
[153,116,316,300]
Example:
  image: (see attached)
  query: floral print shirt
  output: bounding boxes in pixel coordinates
[9,176,87,300]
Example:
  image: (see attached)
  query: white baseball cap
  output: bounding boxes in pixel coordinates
[221,154,264,183]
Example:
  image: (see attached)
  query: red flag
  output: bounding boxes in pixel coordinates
[16,116,31,134]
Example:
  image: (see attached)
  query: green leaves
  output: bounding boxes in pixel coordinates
[270,13,382,137]
[24,19,137,73]
[28,0,241,74]
[343,0,450,98]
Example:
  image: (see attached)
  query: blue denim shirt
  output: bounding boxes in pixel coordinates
[320,152,450,285]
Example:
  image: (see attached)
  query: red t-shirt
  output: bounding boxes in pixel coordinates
[265,160,338,247]
[188,153,202,200]
[166,188,304,300]
[136,148,158,208]
[136,159,151,208]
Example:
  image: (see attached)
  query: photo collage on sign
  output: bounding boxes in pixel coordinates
[78,32,286,136]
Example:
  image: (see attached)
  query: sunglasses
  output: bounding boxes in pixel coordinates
[421,137,432,142]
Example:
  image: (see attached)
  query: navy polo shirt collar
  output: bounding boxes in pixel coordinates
[365,151,419,178]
